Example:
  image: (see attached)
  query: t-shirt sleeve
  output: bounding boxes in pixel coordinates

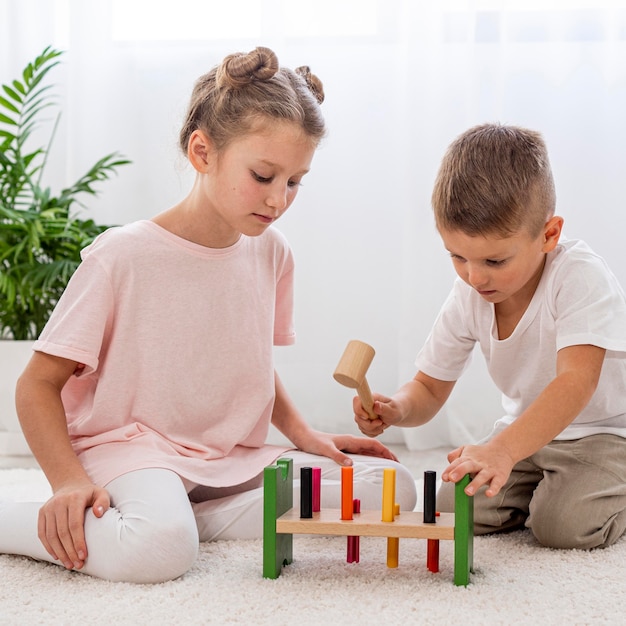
[415,281,477,381]
[33,254,114,375]
[551,253,626,354]
[273,234,296,347]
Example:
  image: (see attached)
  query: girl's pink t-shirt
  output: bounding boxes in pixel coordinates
[34,221,294,487]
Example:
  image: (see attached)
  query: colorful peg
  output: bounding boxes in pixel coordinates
[382,468,396,522]
[347,499,361,563]
[312,467,321,512]
[300,467,313,518]
[387,503,400,568]
[341,466,354,521]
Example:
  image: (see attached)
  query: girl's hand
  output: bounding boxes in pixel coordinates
[38,481,110,570]
[295,431,399,466]
[442,442,515,497]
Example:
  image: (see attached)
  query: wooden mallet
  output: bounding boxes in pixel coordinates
[333,340,377,419]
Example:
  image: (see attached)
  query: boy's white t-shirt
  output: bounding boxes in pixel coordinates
[34,221,295,487]
[415,239,626,440]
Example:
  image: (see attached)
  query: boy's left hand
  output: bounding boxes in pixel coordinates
[442,442,514,497]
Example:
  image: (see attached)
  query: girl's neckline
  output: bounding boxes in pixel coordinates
[141,220,246,255]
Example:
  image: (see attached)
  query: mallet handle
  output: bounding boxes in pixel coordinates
[358,377,377,420]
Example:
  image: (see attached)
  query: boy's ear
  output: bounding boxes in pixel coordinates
[187,130,216,173]
[542,215,564,252]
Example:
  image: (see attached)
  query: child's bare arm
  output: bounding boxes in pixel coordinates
[16,352,110,570]
[354,372,456,437]
[270,371,398,464]
[443,343,606,497]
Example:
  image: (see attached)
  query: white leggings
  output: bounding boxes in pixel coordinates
[0,452,416,583]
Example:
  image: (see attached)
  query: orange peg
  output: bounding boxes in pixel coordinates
[341,466,354,521]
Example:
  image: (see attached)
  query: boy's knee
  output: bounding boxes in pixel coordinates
[436,481,455,513]
[529,508,625,550]
[530,518,591,549]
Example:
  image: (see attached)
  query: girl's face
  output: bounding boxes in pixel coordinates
[199,120,316,246]
[438,219,561,313]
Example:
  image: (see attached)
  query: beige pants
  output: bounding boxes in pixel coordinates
[437,434,626,549]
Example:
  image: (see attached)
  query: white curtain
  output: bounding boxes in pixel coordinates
[2,0,625,450]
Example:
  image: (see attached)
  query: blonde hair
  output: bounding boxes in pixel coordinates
[179,47,326,154]
[432,123,556,238]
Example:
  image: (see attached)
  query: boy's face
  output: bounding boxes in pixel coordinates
[439,218,562,311]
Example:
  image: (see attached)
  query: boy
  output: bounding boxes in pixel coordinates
[355,123,626,549]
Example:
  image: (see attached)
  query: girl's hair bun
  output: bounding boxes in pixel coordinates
[216,46,279,89]
[296,65,325,104]
[179,46,326,155]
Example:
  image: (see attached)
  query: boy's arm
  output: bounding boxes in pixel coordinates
[355,371,456,437]
[270,371,399,465]
[444,343,606,497]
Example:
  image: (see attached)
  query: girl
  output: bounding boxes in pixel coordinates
[1,47,416,583]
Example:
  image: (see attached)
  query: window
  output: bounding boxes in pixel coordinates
[111,0,379,42]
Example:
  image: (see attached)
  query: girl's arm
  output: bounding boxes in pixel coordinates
[16,351,110,570]
[270,371,399,465]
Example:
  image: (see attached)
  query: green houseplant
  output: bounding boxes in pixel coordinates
[0,46,130,340]
[0,46,129,455]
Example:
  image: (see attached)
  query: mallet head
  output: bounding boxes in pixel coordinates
[333,340,375,388]
[333,340,377,419]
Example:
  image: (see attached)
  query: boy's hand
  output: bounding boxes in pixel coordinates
[353,394,403,438]
[38,481,110,571]
[442,442,515,497]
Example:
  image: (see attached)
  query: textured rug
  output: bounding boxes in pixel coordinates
[1,468,624,625]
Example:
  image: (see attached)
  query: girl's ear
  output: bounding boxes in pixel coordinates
[542,215,564,252]
[187,130,216,173]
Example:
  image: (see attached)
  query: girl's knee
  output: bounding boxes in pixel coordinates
[85,507,199,583]
[356,458,417,512]
[135,515,200,582]
[326,456,417,512]
[394,462,418,512]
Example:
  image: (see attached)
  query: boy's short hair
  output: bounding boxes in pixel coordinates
[432,123,556,238]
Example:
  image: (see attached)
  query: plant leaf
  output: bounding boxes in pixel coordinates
[0,96,20,116]
[12,80,26,95]
[0,112,17,125]
[0,45,129,340]
[2,84,23,104]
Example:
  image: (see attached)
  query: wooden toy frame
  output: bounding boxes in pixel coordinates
[263,458,474,586]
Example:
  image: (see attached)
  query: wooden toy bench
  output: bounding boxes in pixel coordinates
[263,458,474,586]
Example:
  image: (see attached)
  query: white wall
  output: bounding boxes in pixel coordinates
[2,1,625,451]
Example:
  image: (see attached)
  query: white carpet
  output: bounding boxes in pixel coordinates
[1,469,625,625]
